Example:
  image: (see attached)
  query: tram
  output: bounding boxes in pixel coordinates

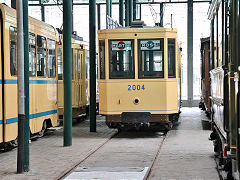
[57,35,87,119]
[0,4,59,148]
[207,0,240,179]
[98,25,181,130]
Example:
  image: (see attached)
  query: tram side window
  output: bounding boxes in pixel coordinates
[138,39,164,78]
[29,33,36,77]
[10,26,17,76]
[109,40,134,79]
[99,40,105,79]
[47,39,56,78]
[37,35,47,77]
[168,39,176,78]
[58,47,63,80]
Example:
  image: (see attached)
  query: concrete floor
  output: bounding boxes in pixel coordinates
[0,108,220,180]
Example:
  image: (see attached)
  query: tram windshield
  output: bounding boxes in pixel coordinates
[138,39,164,78]
[109,40,134,79]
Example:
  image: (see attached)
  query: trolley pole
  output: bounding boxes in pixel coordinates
[160,3,163,27]
[89,0,96,132]
[17,0,25,173]
[23,0,30,172]
[119,0,124,26]
[63,0,73,146]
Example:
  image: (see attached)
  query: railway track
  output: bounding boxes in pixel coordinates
[57,130,168,180]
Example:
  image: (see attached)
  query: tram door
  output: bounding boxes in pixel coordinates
[77,50,83,106]
[72,49,78,108]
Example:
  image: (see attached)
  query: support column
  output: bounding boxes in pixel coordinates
[187,0,193,107]
[89,0,96,132]
[11,0,16,9]
[119,0,124,26]
[160,3,163,27]
[23,0,30,172]
[97,4,101,30]
[39,0,45,22]
[128,0,133,26]
[125,0,129,26]
[106,0,111,28]
[133,0,136,21]
[63,0,72,146]
[17,0,25,173]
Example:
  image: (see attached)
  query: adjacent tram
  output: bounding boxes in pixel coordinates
[0,4,59,148]
[98,25,181,130]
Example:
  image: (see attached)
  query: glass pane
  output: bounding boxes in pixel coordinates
[168,39,176,78]
[37,35,47,77]
[99,40,105,79]
[109,40,134,79]
[29,33,36,77]
[47,39,56,78]
[10,26,17,76]
[139,39,164,78]
[58,47,63,80]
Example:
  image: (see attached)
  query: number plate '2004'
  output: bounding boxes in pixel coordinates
[128,85,145,91]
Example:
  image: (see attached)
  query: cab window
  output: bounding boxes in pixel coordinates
[10,26,17,76]
[138,39,164,78]
[37,35,47,77]
[47,39,56,78]
[29,33,36,77]
[99,40,105,79]
[109,40,134,79]
[168,39,176,78]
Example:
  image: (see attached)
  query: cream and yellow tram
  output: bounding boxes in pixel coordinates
[0,4,59,148]
[57,36,87,119]
[98,27,181,130]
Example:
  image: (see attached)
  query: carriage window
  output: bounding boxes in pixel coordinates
[109,40,134,79]
[37,35,46,77]
[29,33,36,77]
[10,26,17,76]
[99,40,105,79]
[168,39,176,78]
[58,47,63,80]
[138,39,164,78]
[47,39,56,78]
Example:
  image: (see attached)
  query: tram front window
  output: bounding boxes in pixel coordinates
[109,40,134,79]
[138,39,164,78]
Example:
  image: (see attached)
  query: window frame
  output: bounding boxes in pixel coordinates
[29,32,36,77]
[108,39,135,79]
[47,38,56,78]
[9,26,17,76]
[168,38,176,78]
[36,35,47,78]
[138,38,164,79]
[99,40,105,80]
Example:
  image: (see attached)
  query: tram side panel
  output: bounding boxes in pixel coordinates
[0,18,2,143]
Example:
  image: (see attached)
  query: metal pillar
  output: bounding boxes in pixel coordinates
[97,4,101,30]
[128,0,133,26]
[119,0,124,26]
[89,0,96,132]
[63,0,72,146]
[133,0,136,21]
[23,0,30,172]
[106,0,111,28]
[11,0,16,9]
[160,3,163,27]
[17,0,25,173]
[39,0,45,22]
[187,0,193,107]
[125,0,129,26]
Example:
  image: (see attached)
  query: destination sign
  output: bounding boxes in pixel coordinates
[111,41,132,51]
[140,40,161,50]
